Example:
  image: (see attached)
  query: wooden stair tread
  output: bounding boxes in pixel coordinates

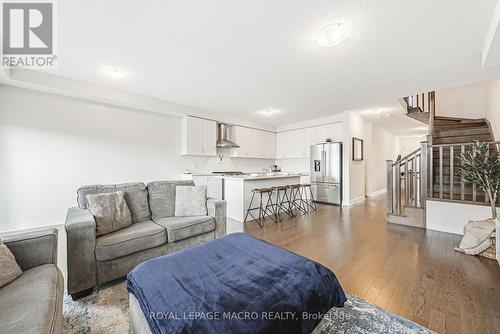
[433,127,491,137]
[433,135,492,145]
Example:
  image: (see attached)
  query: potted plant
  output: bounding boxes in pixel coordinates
[458,141,500,263]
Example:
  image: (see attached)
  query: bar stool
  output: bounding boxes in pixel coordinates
[271,186,294,220]
[300,184,317,212]
[244,188,275,227]
[288,184,307,215]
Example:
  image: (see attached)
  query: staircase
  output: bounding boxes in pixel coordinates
[431,117,495,202]
[387,91,499,228]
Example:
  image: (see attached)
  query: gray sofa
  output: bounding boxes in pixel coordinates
[0,228,63,334]
[65,180,227,299]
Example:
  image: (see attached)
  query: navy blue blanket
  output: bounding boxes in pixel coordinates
[127,233,346,334]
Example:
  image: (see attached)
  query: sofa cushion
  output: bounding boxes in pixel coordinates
[86,191,133,236]
[0,240,22,288]
[77,182,151,223]
[0,264,63,334]
[154,216,216,242]
[175,185,208,216]
[147,180,194,220]
[95,220,166,261]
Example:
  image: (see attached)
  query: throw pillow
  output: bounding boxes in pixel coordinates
[86,191,133,236]
[175,185,208,216]
[0,239,23,288]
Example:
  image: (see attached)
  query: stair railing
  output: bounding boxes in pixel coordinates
[386,141,428,216]
[401,91,436,135]
[403,91,435,115]
[388,139,500,217]
[426,141,500,205]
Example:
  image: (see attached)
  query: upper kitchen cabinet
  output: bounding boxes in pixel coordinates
[276,129,304,158]
[181,116,217,156]
[276,123,343,159]
[230,126,276,159]
[260,130,277,159]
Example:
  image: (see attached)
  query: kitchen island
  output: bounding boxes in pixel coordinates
[223,174,302,222]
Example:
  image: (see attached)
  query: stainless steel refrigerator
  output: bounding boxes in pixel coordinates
[310,142,343,205]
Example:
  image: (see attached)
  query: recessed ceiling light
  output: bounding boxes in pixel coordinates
[315,22,349,47]
[102,66,127,79]
[259,109,279,116]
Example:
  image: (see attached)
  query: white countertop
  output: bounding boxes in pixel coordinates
[222,173,303,180]
[184,172,309,178]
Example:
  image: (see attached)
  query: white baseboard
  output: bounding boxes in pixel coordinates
[0,217,65,234]
[344,196,366,207]
[367,188,386,198]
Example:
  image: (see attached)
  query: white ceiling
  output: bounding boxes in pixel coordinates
[11,0,500,126]
[354,102,429,137]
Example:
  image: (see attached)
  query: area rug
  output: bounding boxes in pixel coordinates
[312,293,435,334]
[63,281,434,334]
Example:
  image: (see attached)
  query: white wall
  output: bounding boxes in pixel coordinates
[0,85,273,230]
[434,77,500,141]
[486,77,500,140]
[435,81,488,119]
[365,124,399,197]
[342,111,367,205]
[426,200,493,235]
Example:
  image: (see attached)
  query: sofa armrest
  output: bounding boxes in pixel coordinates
[207,198,227,238]
[2,228,58,271]
[65,206,97,295]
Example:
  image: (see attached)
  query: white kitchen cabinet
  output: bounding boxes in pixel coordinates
[260,130,276,159]
[276,123,343,159]
[181,116,217,156]
[300,127,314,158]
[231,126,276,159]
[314,125,330,144]
[276,132,286,158]
[277,131,290,158]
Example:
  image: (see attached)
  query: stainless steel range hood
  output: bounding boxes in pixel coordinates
[216,123,239,148]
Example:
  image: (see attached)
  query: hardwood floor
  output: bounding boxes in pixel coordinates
[244,196,500,334]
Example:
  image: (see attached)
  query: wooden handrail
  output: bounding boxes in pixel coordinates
[392,148,421,167]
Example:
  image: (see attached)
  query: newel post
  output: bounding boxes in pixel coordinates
[386,160,393,215]
[420,140,429,208]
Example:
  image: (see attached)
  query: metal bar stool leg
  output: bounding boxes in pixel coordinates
[301,184,317,212]
[285,187,296,217]
[258,192,264,226]
[244,189,264,228]
[278,186,294,220]
[299,185,309,213]
[264,190,278,223]
[289,185,307,215]
[295,186,308,214]
[244,192,256,224]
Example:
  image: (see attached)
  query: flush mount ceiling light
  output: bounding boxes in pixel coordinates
[315,22,349,47]
[259,109,279,116]
[102,66,127,79]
